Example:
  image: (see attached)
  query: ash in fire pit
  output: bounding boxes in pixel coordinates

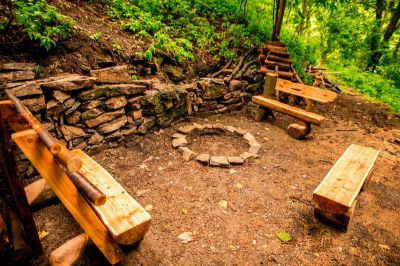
[172,123,261,167]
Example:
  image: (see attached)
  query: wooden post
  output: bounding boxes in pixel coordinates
[0,113,43,256]
[12,130,124,265]
[254,73,278,122]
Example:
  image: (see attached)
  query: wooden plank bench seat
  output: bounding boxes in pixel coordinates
[276,78,337,104]
[313,144,380,229]
[252,96,325,125]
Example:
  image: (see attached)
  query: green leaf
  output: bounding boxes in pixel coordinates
[277,232,292,243]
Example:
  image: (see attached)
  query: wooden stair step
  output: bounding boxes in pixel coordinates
[269,50,290,58]
[265,44,287,53]
[313,144,380,214]
[276,78,338,103]
[260,67,294,79]
[267,54,292,64]
[265,60,291,70]
[265,41,286,47]
[252,96,325,125]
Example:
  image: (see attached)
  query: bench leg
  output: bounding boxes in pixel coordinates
[254,107,275,122]
[287,121,311,139]
[314,200,357,231]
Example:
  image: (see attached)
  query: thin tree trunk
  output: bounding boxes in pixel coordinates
[272,0,287,41]
[367,0,385,72]
[383,1,400,42]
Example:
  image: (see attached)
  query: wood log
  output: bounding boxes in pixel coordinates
[269,50,290,58]
[25,179,57,208]
[267,55,292,64]
[12,130,125,265]
[265,45,287,52]
[252,96,325,125]
[49,233,89,266]
[265,60,291,70]
[265,41,286,47]
[287,122,311,139]
[75,149,151,245]
[313,144,380,214]
[211,60,232,78]
[260,68,294,80]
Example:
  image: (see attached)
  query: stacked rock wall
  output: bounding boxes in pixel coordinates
[1,63,263,179]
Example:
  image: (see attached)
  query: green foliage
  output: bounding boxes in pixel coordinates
[11,0,73,50]
[90,31,102,42]
[330,64,400,114]
[277,232,292,243]
[112,42,122,55]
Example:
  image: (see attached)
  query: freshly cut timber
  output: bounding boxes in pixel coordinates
[252,96,325,125]
[74,149,152,245]
[12,130,125,265]
[265,60,291,70]
[276,78,338,103]
[313,144,380,214]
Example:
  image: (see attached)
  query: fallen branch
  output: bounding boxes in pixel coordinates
[211,60,232,78]
[227,47,256,82]
[234,58,257,78]
[336,128,358,132]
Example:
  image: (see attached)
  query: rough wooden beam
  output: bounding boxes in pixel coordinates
[252,96,325,125]
[75,149,151,245]
[12,130,124,265]
[313,144,380,214]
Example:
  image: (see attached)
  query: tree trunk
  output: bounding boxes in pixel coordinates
[272,0,287,41]
[367,0,385,72]
[383,1,400,42]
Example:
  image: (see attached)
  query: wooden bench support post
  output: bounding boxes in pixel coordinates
[254,73,278,122]
[287,122,311,139]
[314,200,357,231]
[12,130,125,265]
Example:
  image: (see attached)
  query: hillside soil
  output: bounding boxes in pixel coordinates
[31,91,400,265]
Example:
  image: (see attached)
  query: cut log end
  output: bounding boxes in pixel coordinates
[287,122,311,139]
[49,233,89,266]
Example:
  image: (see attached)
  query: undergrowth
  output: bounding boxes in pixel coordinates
[329,64,400,114]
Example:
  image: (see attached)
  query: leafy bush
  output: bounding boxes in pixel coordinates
[10,0,73,50]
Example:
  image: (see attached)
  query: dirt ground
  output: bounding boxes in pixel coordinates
[32,91,399,266]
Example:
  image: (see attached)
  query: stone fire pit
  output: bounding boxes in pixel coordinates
[172,123,261,167]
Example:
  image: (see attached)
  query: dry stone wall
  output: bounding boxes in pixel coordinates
[1,63,263,179]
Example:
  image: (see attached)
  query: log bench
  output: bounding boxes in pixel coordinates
[313,144,380,230]
[252,73,337,139]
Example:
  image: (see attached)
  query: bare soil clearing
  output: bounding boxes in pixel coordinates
[31,92,399,265]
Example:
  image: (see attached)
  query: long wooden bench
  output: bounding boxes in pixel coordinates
[252,73,337,139]
[313,144,380,230]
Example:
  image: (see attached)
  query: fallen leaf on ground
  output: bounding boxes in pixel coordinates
[178,232,193,243]
[218,200,228,209]
[38,230,49,240]
[136,189,150,197]
[235,182,243,189]
[145,204,153,212]
[229,169,238,174]
[182,208,188,215]
[277,232,292,243]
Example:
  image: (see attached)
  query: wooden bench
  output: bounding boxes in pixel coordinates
[252,73,337,139]
[313,144,380,230]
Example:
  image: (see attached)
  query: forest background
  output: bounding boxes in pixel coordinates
[1,0,399,113]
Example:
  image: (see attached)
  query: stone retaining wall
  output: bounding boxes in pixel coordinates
[1,63,263,179]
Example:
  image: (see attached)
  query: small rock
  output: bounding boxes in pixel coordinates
[87,131,104,145]
[52,90,70,103]
[243,132,256,143]
[172,133,186,139]
[41,74,96,91]
[90,65,131,84]
[96,115,128,134]
[172,137,188,148]
[85,109,125,128]
[60,125,88,141]
[145,204,153,212]
[105,96,127,110]
[46,99,66,117]
[21,95,46,113]
[248,141,261,154]
[66,111,81,125]
[137,116,156,134]
[178,124,197,134]
[179,147,197,161]
[7,81,42,98]
[240,152,258,161]
[210,156,230,167]
[195,154,210,165]
[178,232,193,244]
[80,99,103,110]
[227,156,244,165]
